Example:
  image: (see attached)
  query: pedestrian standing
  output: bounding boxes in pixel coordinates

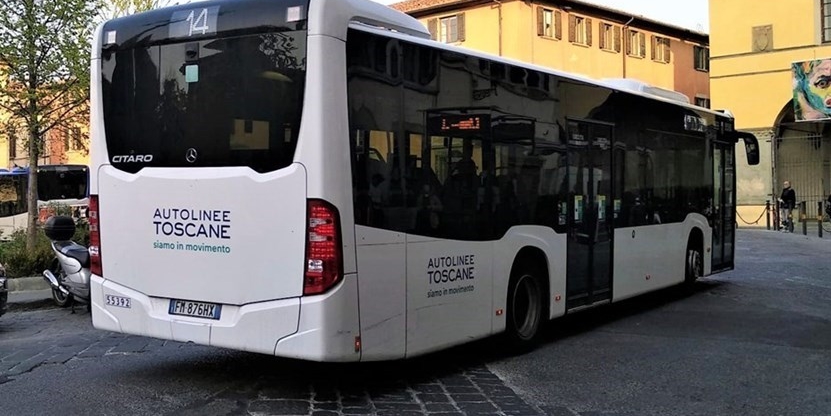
[779,181,796,232]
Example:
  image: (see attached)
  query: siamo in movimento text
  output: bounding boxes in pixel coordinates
[427,254,475,298]
[152,208,232,254]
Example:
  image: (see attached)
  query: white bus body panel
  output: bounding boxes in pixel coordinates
[97,164,307,305]
[295,33,356,274]
[613,215,712,302]
[404,235,494,357]
[275,275,361,362]
[355,225,566,360]
[491,226,568,322]
[354,225,407,361]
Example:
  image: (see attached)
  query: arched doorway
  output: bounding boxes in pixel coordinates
[772,101,831,212]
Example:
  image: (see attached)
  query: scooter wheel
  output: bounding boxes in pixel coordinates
[49,258,73,308]
[52,288,74,308]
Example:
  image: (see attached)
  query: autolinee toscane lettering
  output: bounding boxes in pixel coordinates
[153,208,231,239]
[427,254,475,284]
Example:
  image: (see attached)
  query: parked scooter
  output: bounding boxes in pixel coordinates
[42,216,90,312]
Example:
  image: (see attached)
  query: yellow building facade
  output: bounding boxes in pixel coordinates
[0,68,88,170]
[711,0,831,220]
[0,125,89,169]
[392,0,712,105]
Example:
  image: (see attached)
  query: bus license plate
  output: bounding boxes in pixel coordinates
[168,299,221,320]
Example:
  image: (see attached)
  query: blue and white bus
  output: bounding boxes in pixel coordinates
[88,0,759,361]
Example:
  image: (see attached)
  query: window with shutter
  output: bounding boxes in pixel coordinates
[568,14,576,43]
[823,0,831,42]
[438,15,460,43]
[639,32,646,57]
[600,23,616,52]
[651,36,671,63]
[651,35,657,60]
[627,29,646,57]
[538,7,555,38]
[554,11,562,39]
[428,18,437,40]
[694,45,709,71]
[599,24,606,49]
[569,15,588,45]
[586,18,592,46]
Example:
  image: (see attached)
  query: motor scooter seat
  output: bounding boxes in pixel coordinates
[56,241,90,268]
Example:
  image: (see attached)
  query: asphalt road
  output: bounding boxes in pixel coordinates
[492,229,831,416]
[1,229,829,416]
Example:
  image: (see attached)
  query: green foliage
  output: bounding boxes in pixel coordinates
[0,0,100,251]
[105,0,166,19]
[44,201,73,217]
[0,229,54,278]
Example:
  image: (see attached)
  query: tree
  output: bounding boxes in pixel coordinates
[105,0,171,19]
[0,0,99,250]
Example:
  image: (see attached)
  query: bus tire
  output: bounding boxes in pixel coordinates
[685,234,703,286]
[505,261,545,350]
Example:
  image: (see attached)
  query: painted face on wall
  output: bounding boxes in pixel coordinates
[794,59,831,120]
[807,60,831,109]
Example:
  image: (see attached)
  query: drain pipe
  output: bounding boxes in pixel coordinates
[493,0,503,56]
[622,16,635,78]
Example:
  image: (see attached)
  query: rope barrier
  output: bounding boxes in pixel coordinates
[736,206,768,225]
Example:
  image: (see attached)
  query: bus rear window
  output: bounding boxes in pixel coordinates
[101,31,307,173]
[38,167,89,201]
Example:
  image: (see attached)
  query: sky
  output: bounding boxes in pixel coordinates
[374,0,710,33]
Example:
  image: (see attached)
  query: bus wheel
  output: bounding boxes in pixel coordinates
[505,264,544,349]
[685,239,703,286]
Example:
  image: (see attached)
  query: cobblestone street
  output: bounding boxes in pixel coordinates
[1,306,558,416]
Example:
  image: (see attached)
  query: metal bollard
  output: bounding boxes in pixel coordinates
[801,201,807,235]
[819,201,824,238]
[766,200,771,230]
[774,204,780,231]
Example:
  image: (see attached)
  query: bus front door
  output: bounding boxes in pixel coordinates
[711,141,735,271]
[566,121,614,310]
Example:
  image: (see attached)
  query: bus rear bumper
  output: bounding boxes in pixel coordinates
[90,275,301,356]
[274,274,361,362]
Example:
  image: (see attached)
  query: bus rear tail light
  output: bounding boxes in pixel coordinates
[304,199,342,296]
[89,195,103,276]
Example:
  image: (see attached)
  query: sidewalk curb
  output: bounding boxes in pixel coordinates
[6,276,51,292]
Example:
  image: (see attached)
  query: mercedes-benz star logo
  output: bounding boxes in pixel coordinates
[185,148,198,163]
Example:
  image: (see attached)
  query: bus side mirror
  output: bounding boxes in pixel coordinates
[736,132,760,166]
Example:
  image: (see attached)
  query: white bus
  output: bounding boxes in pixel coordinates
[0,165,90,239]
[89,0,760,361]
